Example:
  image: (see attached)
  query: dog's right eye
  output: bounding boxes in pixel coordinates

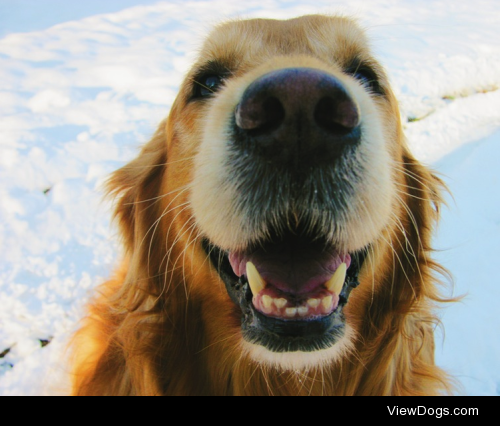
[194,75,225,98]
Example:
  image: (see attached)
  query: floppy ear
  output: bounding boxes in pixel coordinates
[402,149,445,238]
[106,119,168,256]
[399,146,449,302]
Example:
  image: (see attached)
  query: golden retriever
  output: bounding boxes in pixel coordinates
[71,15,452,396]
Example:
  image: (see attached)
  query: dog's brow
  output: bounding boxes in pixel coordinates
[193,59,235,78]
[345,56,369,75]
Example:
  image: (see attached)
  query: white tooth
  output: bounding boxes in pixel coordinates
[246,262,265,296]
[326,263,347,295]
[262,295,273,309]
[298,306,309,317]
[307,298,320,309]
[274,298,287,309]
[261,296,273,314]
[285,307,298,318]
[322,296,333,312]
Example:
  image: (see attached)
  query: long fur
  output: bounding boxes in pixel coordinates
[70,15,453,396]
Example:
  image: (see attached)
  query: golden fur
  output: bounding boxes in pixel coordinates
[71,15,452,396]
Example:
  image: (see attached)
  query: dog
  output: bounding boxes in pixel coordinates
[70,15,452,396]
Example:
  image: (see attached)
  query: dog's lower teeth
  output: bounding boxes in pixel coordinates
[254,294,339,319]
[262,295,273,309]
[274,298,287,309]
[245,261,343,319]
[298,307,309,317]
[307,298,320,308]
[322,296,333,312]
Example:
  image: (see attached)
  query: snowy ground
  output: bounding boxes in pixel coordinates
[0,0,499,396]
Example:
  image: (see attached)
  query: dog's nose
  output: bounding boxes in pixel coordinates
[234,68,361,166]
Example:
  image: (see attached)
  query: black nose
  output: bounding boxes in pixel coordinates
[234,68,361,167]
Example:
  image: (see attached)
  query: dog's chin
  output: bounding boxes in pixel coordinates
[202,231,367,366]
[240,324,357,371]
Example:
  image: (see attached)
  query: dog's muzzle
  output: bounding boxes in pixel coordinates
[203,68,368,353]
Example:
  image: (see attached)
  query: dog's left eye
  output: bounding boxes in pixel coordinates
[348,63,384,96]
[194,75,224,98]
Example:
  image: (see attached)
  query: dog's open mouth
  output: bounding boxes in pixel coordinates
[202,229,367,353]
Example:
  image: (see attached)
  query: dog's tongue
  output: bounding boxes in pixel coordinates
[228,239,351,295]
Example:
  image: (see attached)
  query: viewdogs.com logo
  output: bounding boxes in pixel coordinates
[388,407,478,418]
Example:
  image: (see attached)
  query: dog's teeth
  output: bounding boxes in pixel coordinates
[307,298,320,308]
[322,296,334,313]
[326,263,347,295]
[262,295,273,309]
[274,298,287,309]
[285,307,298,318]
[246,262,266,296]
[298,306,309,317]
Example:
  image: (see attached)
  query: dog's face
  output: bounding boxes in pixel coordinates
[137,16,409,369]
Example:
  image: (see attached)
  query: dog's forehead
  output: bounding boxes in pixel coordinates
[198,15,370,69]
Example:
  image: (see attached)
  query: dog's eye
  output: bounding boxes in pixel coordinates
[195,75,224,98]
[349,65,384,96]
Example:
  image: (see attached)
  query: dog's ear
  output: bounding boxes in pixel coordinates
[401,149,446,235]
[399,147,450,303]
[106,120,168,255]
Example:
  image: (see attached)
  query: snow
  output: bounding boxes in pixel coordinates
[0,0,499,396]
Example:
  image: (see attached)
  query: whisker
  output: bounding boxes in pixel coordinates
[191,78,216,94]
[393,164,435,195]
[139,186,191,252]
[146,200,190,275]
[196,331,241,354]
[395,187,432,202]
[151,205,192,303]
[121,156,198,170]
[124,183,192,206]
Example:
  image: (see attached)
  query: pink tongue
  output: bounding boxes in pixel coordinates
[228,240,351,295]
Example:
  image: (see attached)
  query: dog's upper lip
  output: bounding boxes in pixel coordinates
[228,240,351,296]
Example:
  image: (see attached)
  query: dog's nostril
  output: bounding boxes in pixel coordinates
[233,68,362,167]
[236,97,285,132]
[315,97,360,134]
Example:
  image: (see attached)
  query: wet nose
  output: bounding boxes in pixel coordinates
[234,68,361,167]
